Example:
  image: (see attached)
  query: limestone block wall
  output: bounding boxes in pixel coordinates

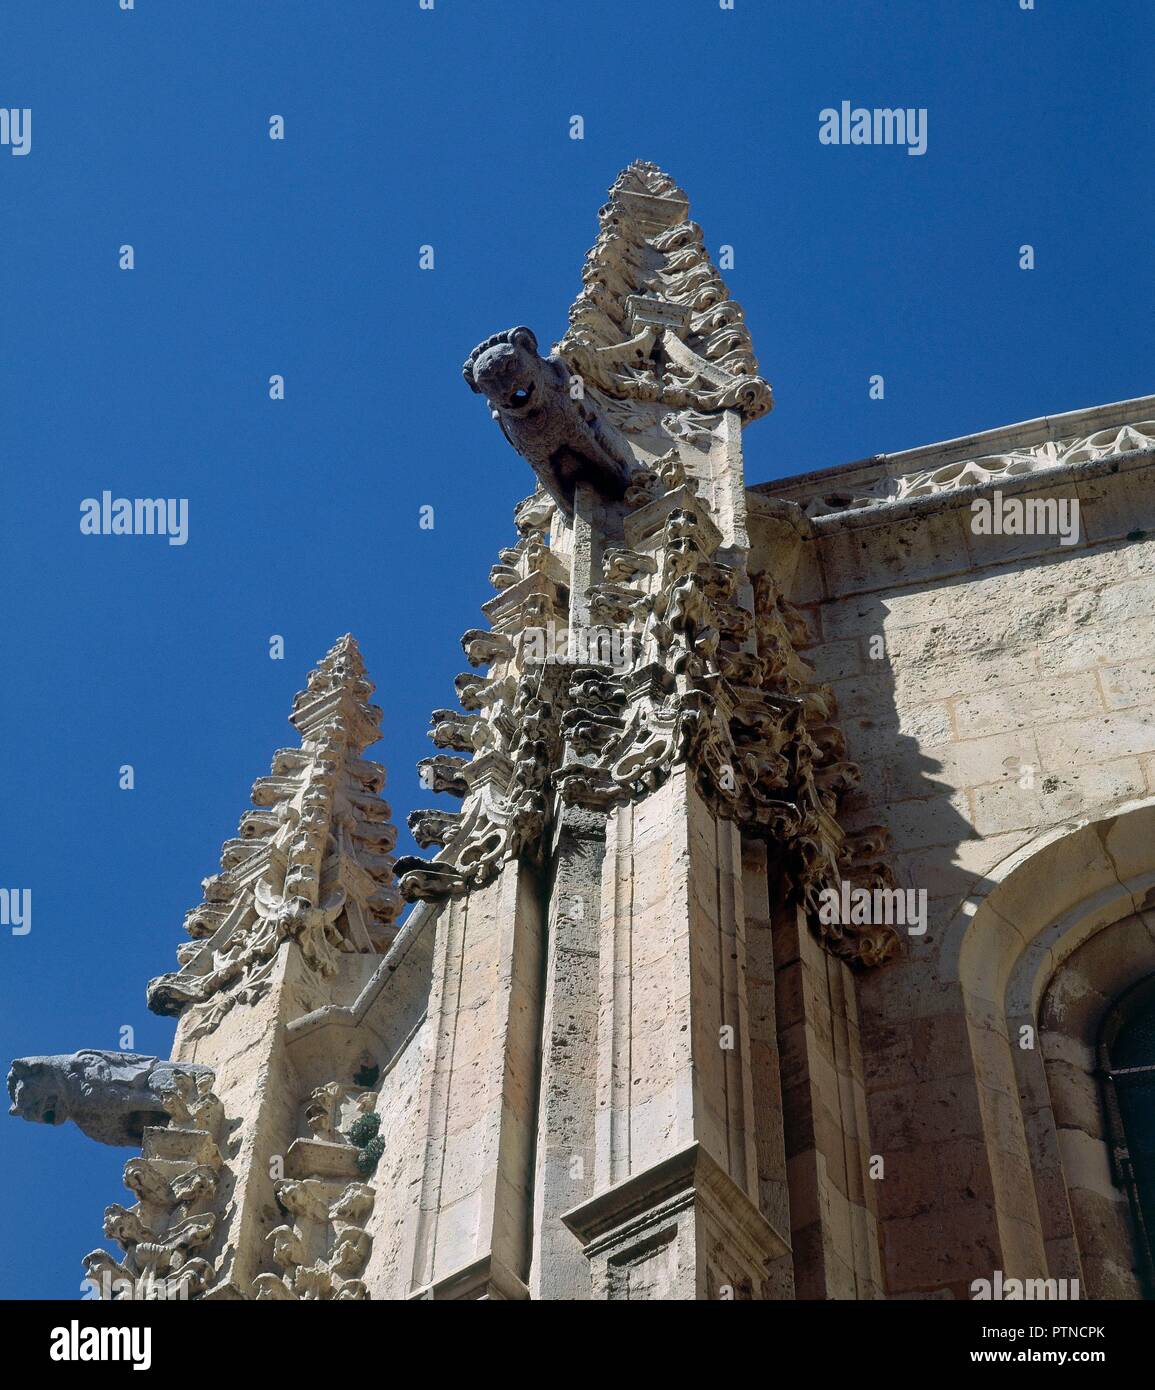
[772,446,1155,927]
[749,430,1155,1297]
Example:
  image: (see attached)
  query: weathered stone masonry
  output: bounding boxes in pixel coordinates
[10,163,1155,1300]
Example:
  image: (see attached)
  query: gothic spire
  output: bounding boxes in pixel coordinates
[556,160,773,421]
[146,635,402,1037]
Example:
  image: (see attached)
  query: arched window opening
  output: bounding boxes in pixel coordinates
[1100,976,1155,1298]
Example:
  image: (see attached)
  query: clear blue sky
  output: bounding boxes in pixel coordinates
[1,0,1151,1299]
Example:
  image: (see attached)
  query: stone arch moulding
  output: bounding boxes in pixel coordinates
[943,796,1155,1292]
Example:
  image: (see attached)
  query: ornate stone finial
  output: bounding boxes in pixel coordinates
[288,632,381,753]
[557,161,773,421]
[145,636,402,1038]
[464,163,772,513]
[448,170,884,968]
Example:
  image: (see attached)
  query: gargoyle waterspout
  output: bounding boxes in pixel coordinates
[463,325,634,514]
[7,1049,215,1147]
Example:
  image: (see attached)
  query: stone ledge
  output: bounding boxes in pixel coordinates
[407,1253,530,1301]
[561,1141,790,1270]
[805,445,1155,537]
[752,394,1155,506]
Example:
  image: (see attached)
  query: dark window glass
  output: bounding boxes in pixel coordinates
[1103,978,1155,1297]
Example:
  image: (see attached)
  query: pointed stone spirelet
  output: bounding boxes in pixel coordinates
[461,162,772,515]
[557,160,773,420]
[146,636,402,1037]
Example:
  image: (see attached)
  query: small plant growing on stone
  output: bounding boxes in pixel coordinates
[356,1135,385,1176]
[347,1111,380,1147]
[346,1111,384,1175]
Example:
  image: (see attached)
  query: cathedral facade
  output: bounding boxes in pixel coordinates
[10,163,1155,1301]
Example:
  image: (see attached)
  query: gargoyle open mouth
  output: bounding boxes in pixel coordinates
[508,383,534,409]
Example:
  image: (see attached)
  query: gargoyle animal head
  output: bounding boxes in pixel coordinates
[462,326,546,417]
[8,1049,215,1147]
[463,325,635,514]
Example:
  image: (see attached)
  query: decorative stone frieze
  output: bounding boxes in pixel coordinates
[799,419,1155,517]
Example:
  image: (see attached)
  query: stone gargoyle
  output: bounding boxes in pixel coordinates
[7,1049,215,1147]
[463,325,634,514]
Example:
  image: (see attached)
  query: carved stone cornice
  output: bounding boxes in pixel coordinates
[561,1141,789,1272]
[754,405,1155,521]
